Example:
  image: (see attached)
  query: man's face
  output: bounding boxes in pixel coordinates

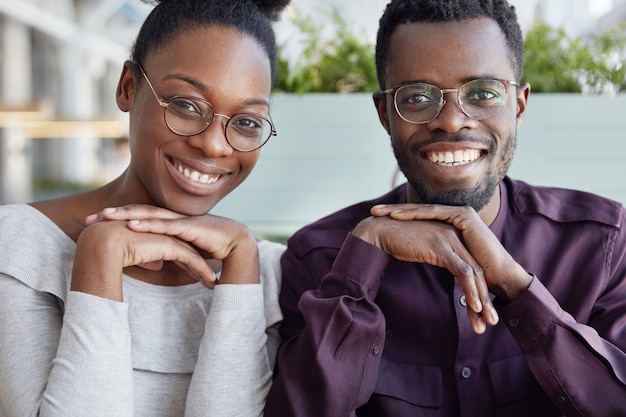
[374,18,529,212]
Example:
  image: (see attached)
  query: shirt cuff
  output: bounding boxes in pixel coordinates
[497,277,561,338]
[331,233,390,294]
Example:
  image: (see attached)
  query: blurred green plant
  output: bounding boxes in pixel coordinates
[273,8,378,93]
[523,18,626,93]
[274,8,626,94]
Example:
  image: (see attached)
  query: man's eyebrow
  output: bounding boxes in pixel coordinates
[398,79,431,86]
[162,74,269,107]
[398,74,507,87]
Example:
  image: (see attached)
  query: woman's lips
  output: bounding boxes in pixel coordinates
[171,158,226,185]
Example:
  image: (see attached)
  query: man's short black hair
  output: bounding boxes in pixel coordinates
[375,0,524,89]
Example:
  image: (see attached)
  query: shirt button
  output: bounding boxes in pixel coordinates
[461,367,472,379]
[372,344,380,355]
[508,317,520,328]
[556,395,567,403]
[460,295,467,307]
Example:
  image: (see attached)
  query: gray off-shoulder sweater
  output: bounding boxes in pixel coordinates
[0,203,284,417]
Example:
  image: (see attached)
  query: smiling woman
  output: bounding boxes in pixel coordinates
[0,0,290,416]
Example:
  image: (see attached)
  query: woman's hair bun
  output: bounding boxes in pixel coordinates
[251,0,291,21]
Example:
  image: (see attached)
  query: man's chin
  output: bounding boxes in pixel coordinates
[411,183,497,211]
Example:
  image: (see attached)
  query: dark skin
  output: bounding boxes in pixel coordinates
[353,18,532,334]
[31,26,273,301]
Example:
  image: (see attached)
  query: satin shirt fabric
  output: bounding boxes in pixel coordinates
[265,177,626,417]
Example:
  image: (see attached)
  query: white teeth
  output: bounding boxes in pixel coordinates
[175,161,220,184]
[427,149,481,166]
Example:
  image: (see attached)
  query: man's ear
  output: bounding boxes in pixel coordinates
[116,60,137,113]
[372,91,391,134]
[515,82,531,129]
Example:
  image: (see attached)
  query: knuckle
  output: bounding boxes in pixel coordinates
[473,265,484,277]
[457,263,475,279]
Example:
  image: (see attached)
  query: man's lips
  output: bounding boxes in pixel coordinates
[424,149,484,166]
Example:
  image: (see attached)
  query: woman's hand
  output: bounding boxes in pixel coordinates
[86,205,260,286]
[72,218,216,301]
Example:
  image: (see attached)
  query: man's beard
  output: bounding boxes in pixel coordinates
[393,132,517,212]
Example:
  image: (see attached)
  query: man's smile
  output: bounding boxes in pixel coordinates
[424,149,484,166]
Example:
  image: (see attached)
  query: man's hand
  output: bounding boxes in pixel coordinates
[352,212,497,334]
[362,203,533,333]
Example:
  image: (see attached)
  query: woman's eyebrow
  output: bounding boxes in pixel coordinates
[162,74,270,107]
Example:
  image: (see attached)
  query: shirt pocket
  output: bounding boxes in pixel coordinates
[373,356,443,408]
[487,354,558,416]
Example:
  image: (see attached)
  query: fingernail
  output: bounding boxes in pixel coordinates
[85,214,97,222]
[490,308,500,324]
[103,207,116,214]
[477,316,486,334]
[372,204,387,209]
[128,219,141,226]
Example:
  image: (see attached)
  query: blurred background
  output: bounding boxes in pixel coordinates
[1,0,625,240]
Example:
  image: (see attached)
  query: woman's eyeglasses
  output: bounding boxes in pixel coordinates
[135,62,276,152]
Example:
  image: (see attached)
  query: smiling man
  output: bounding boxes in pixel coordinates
[264,1,626,416]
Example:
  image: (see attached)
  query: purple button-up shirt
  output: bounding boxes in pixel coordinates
[265,177,626,417]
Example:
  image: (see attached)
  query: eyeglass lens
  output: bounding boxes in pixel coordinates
[164,97,273,151]
[394,79,510,123]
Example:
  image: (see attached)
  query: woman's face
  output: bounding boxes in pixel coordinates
[117,26,272,216]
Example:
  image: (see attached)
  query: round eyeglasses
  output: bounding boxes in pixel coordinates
[382,78,519,124]
[136,63,276,152]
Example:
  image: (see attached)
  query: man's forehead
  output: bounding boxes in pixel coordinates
[385,18,513,85]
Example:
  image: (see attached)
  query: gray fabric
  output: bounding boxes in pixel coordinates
[0,203,284,417]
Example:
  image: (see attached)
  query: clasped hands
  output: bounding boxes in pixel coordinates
[352,203,533,334]
[71,205,259,301]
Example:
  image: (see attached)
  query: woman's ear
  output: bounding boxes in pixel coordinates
[116,60,137,112]
[372,92,391,134]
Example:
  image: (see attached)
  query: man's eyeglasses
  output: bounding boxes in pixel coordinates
[381,79,519,124]
[135,62,276,152]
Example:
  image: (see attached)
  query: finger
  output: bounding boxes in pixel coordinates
[127,217,243,261]
[387,204,454,222]
[476,279,499,326]
[130,235,216,284]
[450,261,484,315]
[467,309,487,335]
[173,260,217,289]
[137,260,164,271]
[449,250,499,328]
[370,203,428,217]
[85,212,105,225]
[438,239,485,315]
[90,204,185,223]
[127,217,204,242]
